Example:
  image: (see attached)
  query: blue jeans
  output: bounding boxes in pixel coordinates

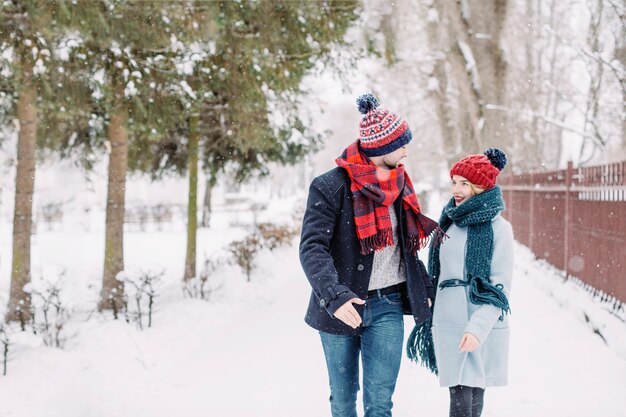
[320,290,404,417]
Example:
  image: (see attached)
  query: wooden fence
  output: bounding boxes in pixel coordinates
[501,160,626,312]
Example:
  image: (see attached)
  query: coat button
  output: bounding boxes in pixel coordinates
[357,264,364,271]
[319,298,327,307]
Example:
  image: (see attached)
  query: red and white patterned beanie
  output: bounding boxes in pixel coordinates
[356,93,412,157]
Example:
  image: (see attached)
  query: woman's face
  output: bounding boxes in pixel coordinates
[451,175,475,205]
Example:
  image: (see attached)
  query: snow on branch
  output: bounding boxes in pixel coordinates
[485,104,600,143]
[605,0,625,24]
[543,25,625,92]
[457,41,482,93]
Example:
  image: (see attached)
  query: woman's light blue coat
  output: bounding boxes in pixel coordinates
[432,215,514,388]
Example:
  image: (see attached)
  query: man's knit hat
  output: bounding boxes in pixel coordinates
[450,148,508,190]
[356,93,412,157]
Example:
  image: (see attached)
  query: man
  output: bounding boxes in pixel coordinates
[299,93,441,417]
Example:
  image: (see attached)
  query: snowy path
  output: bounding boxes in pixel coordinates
[1,235,625,417]
[201,243,626,417]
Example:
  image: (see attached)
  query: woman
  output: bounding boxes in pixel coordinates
[408,148,514,417]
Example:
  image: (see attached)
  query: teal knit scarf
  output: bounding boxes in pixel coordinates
[430,185,510,319]
[407,186,510,374]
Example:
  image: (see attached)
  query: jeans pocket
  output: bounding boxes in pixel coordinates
[382,292,403,306]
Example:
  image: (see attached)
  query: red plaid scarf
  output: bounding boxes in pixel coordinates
[336,141,441,256]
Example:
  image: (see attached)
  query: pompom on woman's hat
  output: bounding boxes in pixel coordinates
[450,148,508,190]
[356,93,412,157]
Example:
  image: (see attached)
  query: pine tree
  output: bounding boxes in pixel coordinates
[128,1,360,281]
[52,1,193,312]
[0,1,75,324]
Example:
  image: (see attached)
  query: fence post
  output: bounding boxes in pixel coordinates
[563,161,573,280]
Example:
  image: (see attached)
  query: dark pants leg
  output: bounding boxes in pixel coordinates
[449,385,485,417]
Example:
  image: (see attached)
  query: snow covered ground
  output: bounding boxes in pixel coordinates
[1,199,625,417]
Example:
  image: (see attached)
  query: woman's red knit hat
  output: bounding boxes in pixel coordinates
[450,148,507,190]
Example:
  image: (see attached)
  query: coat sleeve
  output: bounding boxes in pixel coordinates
[464,220,514,343]
[299,176,359,317]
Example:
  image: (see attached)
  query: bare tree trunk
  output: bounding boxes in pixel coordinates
[580,0,605,164]
[615,33,626,149]
[438,0,485,153]
[458,0,508,149]
[184,113,199,281]
[380,10,396,66]
[6,72,37,325]
[431,0,510,154]
[485,0,509,148]
[98,105,128,313]
[543,0,563,169]
[618,21,626,150]
[425,2,462,167]
[510,0,545,172]
[201,176,214,228]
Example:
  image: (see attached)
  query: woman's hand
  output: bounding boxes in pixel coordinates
[459,332,480,352]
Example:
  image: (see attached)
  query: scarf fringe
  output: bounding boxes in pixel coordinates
[431,227,448,247]
[406,225,448,256]
[406,318,438,375]
[439,275,511,321]
[467,274,511,321]
[359,228,393,255]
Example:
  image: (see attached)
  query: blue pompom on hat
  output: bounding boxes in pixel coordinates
[484,147,507,171]
[356,93,412,157]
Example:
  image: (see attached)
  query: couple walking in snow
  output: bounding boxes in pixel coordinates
[299,94,514,417]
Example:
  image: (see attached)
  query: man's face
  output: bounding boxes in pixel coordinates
[381,145,408,169]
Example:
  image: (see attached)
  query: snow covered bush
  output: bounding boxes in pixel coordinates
[229,234,262,282]
[39,202,64,231]
[116,270,162,330]
[24,270,72,348]
[255,222,297,251]
[0,324,9,376]
[230,221,298,281]
[12,298,33,332]
[183,252,229,301]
